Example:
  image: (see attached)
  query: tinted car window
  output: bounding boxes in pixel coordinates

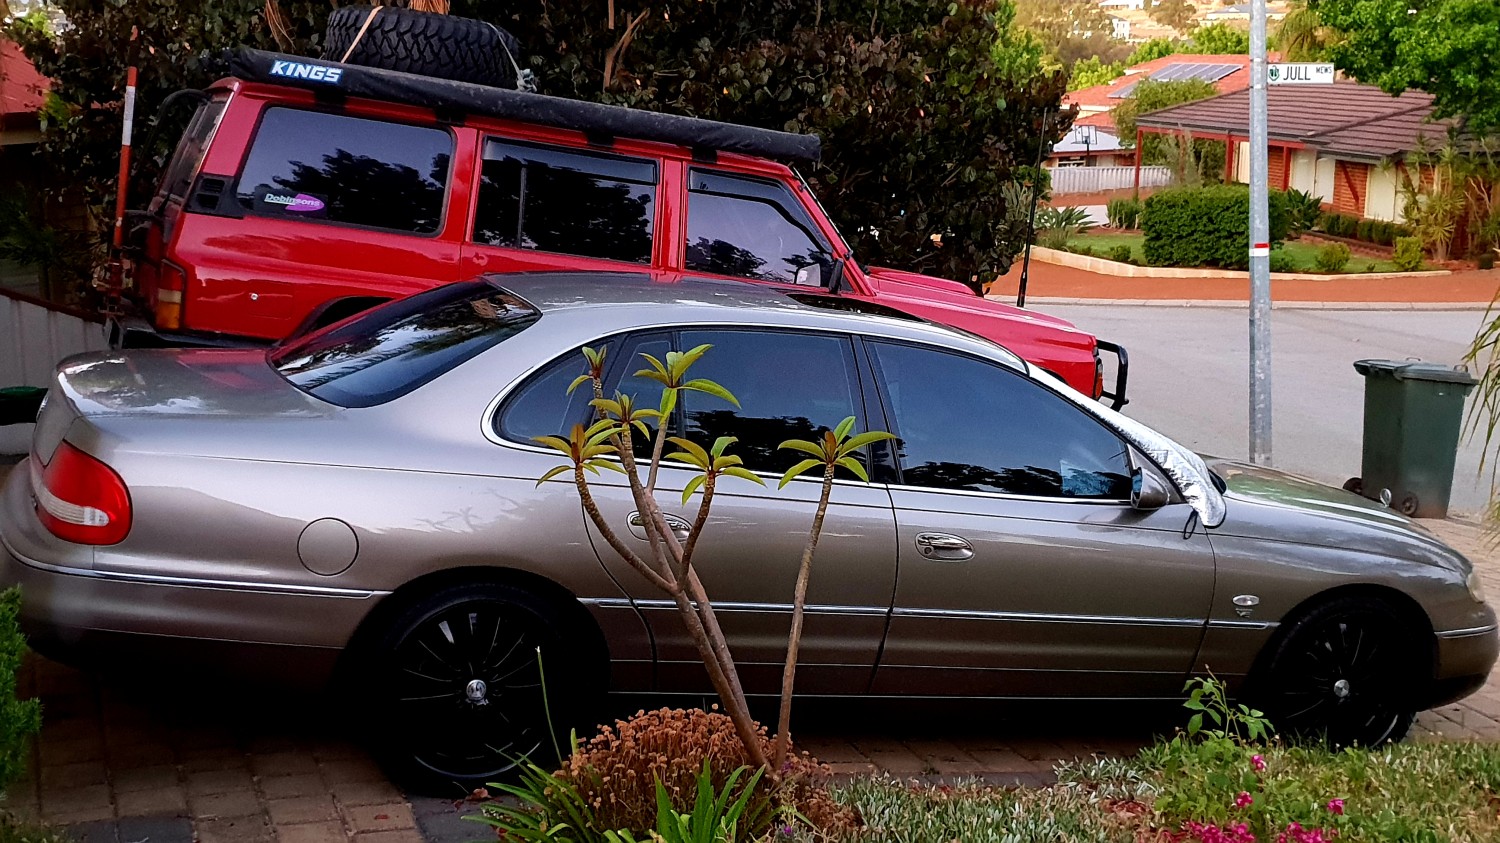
[685,170,826,285]
[495,342,613,443]
[474,139,655,264]
[871,342,1131,498]
[271,282,538,408]
[675,329,862,475]
[236,108,452,233]
[161,98,227,202]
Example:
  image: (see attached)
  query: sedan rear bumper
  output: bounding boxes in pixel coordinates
[0,531,372,689]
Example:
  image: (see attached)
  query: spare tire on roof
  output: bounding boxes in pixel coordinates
[322,5,521,89]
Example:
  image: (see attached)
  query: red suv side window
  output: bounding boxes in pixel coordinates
[235,107,454,234]
[472,139,656,264]
[685,169,829,285]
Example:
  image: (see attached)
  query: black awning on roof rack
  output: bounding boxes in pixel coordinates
[226,49,822,164]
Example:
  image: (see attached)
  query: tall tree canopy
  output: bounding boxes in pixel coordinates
[1148,0,1197,32]
[1188,22,1250,54]
[1313,0,1500,130]
[1013,0,1130,67]
[6,0,1072,289]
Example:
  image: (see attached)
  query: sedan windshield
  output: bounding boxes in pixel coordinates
[270,282,540,408]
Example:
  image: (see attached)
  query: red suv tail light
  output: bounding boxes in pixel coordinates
[31,442,132,545]
[154,261,187,331]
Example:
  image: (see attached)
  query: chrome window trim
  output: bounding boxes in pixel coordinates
[886,481,1132,507]
[1207,618,1276,630]
[581,597,888,616]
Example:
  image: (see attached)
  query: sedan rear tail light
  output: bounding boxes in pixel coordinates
[32,442,132,545]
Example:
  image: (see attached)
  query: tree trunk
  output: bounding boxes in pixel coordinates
[772,462,836,768]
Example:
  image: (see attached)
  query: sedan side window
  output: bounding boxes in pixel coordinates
[870,342,1131,499]
[685,170,828,285]
[674,329,863,476]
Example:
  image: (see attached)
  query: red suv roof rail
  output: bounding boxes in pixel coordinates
[227,49,823,164]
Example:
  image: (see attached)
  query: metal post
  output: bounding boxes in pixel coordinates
[1249,0,1272,465]
[1016,109,1051,309]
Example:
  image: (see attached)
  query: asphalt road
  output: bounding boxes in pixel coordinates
[1047,304,1497,518]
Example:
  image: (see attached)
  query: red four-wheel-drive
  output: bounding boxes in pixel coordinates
[116,45,1126,406]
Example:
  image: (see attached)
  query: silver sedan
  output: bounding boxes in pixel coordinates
[2,272,1494,792]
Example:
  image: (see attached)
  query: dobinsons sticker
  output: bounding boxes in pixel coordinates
[264,193,327,213]
[268,60,344,84]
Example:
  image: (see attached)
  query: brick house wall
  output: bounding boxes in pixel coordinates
[1268,150,1288,192]
[1331,161,1370,216]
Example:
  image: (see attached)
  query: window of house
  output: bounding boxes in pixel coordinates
[473,139,655,264]
[685,170,828,285]
[236,108,452,233]
[870,342,1131,498]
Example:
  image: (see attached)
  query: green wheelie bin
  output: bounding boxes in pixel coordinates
[1349,359,1477,518]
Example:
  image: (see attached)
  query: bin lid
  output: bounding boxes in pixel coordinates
[1353,359,1478,384]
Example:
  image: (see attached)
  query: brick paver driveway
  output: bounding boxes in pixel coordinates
[2,455,1496,843]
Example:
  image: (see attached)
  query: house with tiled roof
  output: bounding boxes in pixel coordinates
[1133,81,1455,221]
[1,36,47,146]
[1053,53,1263,169]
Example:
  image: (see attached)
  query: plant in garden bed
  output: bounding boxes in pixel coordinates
[0,588,40,801]
[511,344,890,837]
[1036,206,1095,250]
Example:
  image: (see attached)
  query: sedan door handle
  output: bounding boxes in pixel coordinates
[915,532,973,561]
[628,511,691,541]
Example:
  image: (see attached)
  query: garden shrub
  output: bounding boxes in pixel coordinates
[1314,243,1351,273]
[1142,186,1288,269]
[1106,197,1142,229]
[0,588,40,798]
[1393,237,1424,271]
[1268,249,1297,273]
[1355,219,1374,243]
[1109,244,1133,263]
[1283,189,1322,236]
[1479,252,1495,270]
[555,708,855,836]
[0,814,68,843]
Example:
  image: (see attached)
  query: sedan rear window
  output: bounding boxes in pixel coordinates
[270,282,539,408]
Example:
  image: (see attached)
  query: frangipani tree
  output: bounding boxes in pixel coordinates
[536,344,891,775]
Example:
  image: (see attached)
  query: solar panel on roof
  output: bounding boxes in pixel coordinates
[1109,81,1142,99]
[1146,62,1239,85]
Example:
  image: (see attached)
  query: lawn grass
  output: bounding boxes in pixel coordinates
[1069,231,1407,273]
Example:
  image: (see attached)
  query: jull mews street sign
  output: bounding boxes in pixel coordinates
[1268,63,1335,85]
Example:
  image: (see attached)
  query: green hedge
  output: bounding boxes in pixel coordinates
[0,588,40,798]
[1142,186,1289,269]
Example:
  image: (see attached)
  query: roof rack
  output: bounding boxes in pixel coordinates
[227,49,822,164]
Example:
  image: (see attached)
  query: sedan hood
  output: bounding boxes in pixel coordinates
[862,266,1085,334]
[1207,459,1463,568]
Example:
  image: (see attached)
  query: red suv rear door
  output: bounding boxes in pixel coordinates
[172,99,470,340]
[459,135,671,278]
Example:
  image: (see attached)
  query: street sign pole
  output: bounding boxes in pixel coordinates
[1249,0,1272,465]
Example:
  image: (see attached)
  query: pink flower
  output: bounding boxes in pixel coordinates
[1234,791,1255,809]
[1327,798,1345,816]
[1251,754,1266,772]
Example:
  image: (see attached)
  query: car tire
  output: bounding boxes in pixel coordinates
[1252,595,1420,748]
[359,581,593,794]
[322,5,521,89]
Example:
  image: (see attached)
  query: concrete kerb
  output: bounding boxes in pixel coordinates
[1031,245,1454,282]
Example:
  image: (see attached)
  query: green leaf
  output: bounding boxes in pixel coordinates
[778,458,822,488]
[836,455,869,481]
[681,474,706,504]
[567,374,592,394]
[710,436,737,459]
[682,378,740,407]
[535,465,571,486]
[841,430,898,453]
[591,460,626,474]
[721,466,765,485]
[667,436,710,465]
[778,439,825,459]
[1187,712,1203,735]
[833,415,856,440]
[658,387,678,419]
[532,435,572,454]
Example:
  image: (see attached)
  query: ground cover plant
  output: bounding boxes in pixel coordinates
[825,679,1500,843]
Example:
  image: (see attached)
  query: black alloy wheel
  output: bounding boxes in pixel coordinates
[369,583,580,793]
[1256,596,1419,748]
